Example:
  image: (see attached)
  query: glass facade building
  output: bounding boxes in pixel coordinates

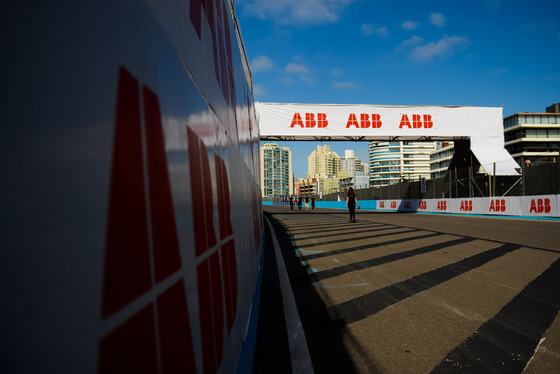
[369,141,436,186]
[260,143,293,198]
[503,112,560,165]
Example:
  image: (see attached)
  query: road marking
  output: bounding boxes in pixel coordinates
[312,281,369,289]
[266,218,315,374]
[295,248,324,256]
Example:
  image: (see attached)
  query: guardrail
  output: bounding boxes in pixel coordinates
[265,195,560,218]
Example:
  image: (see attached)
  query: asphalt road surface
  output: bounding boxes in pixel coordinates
[254,205,560,374]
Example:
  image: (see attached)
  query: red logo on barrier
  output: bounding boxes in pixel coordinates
[399,114,434,129]
[379,201,385,208]
[437,201,447,211]
[530,198,551,213]
[190,0,234,106]
[404,201,411,209]
[460,200,473,212]
[189,129,239,373]
[100,67,196,372]
[489,199,506,212]
[100,67,244,374]
[419,201,427,210]
[391,201,397,209]
[290,113,328,128]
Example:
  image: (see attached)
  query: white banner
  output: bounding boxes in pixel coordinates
[256,102,519,175]
[376,195,559,217]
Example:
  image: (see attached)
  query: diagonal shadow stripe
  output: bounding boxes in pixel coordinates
[296,227,418,249]
[302,243,521,337]
[303,236,476,284]
[286,223,389,237]
[430,257,560,373]
[291,232,443,266]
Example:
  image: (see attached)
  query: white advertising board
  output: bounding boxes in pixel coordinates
[376,195,559,218]
[256,102,519,175]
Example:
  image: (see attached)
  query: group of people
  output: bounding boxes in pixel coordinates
[288,187,359,223]
[289,195,316,211]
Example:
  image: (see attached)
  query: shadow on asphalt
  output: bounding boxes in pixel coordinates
[254,211,382,373]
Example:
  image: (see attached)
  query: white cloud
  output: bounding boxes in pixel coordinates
[239,0,357,26]
[252,84,267,97]
[331,68,344,76]
[286,63,309,74]
[361,24,389,38]
[361,24,388,37]
[409,35,472,61]
[332,81,358,89]
[402,20,419,30]
[250,55,275,72]
[281,77,295,85]
[430,13,445,27]
[397,35,425,50]
[285,60,314,85]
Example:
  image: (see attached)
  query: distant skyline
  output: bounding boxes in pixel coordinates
[261,141,369,179]
[237,0,560,178]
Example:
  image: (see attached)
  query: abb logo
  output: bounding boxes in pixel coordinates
[379,201,385,208]
[100,67,241,374]
[346,113,382,128]
[530,198,551,213]
[391,201,397,209]
[289,112,434,130]
[188,128,238,374]
[437,201,447,211]
[399,114,433,129]
[100,67,196,373]
[460,200,473,211]
[489,199,506,212]
[419,201,427,210]
[190,0,235,107]
[404,201,411,209]
[290,113,328,128]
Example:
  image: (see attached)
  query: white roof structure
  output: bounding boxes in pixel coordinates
[255,102,520,176]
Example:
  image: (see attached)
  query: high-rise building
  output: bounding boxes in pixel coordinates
[369,141,436,186]
[504,104,560,166]
[307,145,340,178]
[340,150,365,176]
[260,143,293,198]
[430,142,455,179]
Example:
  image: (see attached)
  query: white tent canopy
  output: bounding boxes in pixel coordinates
[255,102,520,176]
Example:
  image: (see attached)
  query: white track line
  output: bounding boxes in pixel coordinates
[266,217,315,374]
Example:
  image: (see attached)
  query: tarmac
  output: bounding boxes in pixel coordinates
[253,205,560,374]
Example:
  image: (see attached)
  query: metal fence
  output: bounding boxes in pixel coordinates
[264,162,559,203]
[320,162,559,201]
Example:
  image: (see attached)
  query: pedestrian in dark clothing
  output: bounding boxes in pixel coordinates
[304,195,310,211]
[289,195,294,210]
[311,196,316,211]
[346,187,358,222]
[297,196,302,211]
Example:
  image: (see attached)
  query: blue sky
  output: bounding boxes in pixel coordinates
[235,0,560,179]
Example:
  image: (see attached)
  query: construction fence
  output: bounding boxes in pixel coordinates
[320,162,559,202]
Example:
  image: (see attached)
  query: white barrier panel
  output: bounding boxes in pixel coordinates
[520,195,558,217]
[2,1,263,373]
[377,195,559,217]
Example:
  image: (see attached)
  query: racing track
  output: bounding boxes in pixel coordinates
[254,205,560,374]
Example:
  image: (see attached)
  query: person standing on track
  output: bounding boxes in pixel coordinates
[346,187,358,222]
